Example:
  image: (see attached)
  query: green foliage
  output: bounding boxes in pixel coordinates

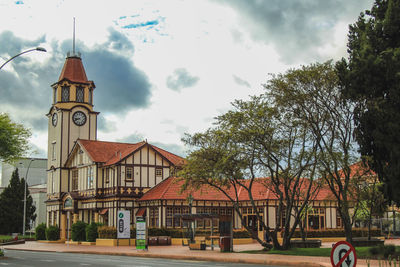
[369,245,398,259]
[0,168,36,234]
[291,229,381,238]
[35,223,46,240]
[0,113,31,163]
[45,226,60,241]
[0,248,3,257]
[71,221,87,241]
[85,222,101,242]
[338,0,400,204]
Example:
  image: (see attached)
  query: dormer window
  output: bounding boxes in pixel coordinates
[76,87,84,102]
[61,86,70,102]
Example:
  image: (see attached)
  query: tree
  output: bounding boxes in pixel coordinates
[266,61,362,244]
[0,113,31,163]
[336,0,400,204]
[180,95,322,250]
[0,168,36,234]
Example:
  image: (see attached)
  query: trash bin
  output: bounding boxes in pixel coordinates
[158,236,171,245]
[219,236,231,252]
[148,236,158,246]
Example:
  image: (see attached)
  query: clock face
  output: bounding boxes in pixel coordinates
[52,113,58,126]
[72,111,87,126]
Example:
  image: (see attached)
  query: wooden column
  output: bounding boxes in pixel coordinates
[73,213,79,223]
[60,213,66,241]
[94,212,99,223]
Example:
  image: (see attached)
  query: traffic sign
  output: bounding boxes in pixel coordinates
[330,241,357,267]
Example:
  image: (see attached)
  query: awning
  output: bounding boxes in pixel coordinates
[99,208,108,215]
[136,207,146,217]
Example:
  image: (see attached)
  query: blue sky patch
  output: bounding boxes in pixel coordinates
[122,20,159,29]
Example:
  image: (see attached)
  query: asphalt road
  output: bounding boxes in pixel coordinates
[1,250,284,267]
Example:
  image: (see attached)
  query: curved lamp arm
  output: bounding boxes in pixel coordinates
[0,47,46,70]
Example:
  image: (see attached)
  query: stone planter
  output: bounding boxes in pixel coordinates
[352,237,384,247]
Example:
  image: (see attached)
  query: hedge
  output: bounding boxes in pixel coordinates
[45,226,60,241]
[86,222,102,242]
[71,221,87,241]
[98,226,251,239]
[291,228,381,238]
[35,223,46,240]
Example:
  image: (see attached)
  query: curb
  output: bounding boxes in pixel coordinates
[4,247,327,267]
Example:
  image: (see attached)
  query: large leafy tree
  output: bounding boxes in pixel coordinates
[336,0,400,204]
[0,168,36,234]
[267,61,362,244]
[0,113,31,163]
[181,94,322,250]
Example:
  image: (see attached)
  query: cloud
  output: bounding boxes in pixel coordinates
[218,0,374,63]
[233,75,250,88]
[166,68,199,92]
[0,28,152,137]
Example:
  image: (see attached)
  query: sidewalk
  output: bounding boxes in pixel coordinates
[2,241,391,267]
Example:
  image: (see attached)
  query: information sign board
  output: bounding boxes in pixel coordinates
[117,210,130,239]
[136,216,147,250]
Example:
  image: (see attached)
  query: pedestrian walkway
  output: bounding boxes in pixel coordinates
[2,240,396,267]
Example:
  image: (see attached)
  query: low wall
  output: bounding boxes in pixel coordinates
[96,239,136,246]
[96,238,253,246]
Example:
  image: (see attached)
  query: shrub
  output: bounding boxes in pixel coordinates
[291,228,381,238]
[0,248,4,257]
[71,221,87,241]
[383,245,396,258]
[98,226,116,239]
[45,226,60,241]
[35,223,46,240]
[86,222,102,242]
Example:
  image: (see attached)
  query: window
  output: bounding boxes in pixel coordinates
[336,208,342,228]
[53,88,57,103]
[126,167,133,181]
[72,170,78,191]
[79,150,83,165]
[166,207,189,228]
[156,168,162,177]
[61,86,70,102]
[76,87,84,102]
[149,207,159,227]
[53,211,57,226]
[87,167,93,189]
[51,172,55,193]
[89,89,93,104]
[105,168,110,183]
[52,142,56,160]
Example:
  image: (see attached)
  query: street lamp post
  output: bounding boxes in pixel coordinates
[0,47,47,70]
[22,159,35,236]
[187,194,194,243]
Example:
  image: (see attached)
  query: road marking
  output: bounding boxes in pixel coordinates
[41,259,56,262]
[80,264,91,266]
[0,263,10,265]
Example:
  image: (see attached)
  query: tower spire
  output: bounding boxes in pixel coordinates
[73,17,76,55]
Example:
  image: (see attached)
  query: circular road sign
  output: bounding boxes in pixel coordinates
[330,241,357,267]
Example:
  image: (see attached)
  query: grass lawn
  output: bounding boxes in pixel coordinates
[240,246,392,259]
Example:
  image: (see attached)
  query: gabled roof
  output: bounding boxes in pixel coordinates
[337,161,376,179]
[76,139,185,167]
[57,56,94,85]
[139,177,335,202]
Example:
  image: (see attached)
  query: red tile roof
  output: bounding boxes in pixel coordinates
[77,139,185,167]
[58,56,93,84]
[337,161,376,179]
[139,177,335,202]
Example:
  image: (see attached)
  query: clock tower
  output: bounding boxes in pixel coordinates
[46,52,99,202]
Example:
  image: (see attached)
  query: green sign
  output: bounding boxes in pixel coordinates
[136,216,147,250]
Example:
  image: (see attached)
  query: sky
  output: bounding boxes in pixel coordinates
[0,0,375,159]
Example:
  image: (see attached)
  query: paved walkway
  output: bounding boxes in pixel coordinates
[2,240,398,267]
